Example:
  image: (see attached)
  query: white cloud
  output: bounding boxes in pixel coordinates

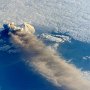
[82,71,90,81]
[0,0,90,42]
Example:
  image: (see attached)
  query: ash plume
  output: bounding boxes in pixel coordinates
[9,26,90,90]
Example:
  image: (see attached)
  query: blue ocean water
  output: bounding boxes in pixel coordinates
[59,38,90,71]
[49,31,90,71]
[0,51,61,90]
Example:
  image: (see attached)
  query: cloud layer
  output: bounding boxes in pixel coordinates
[1,0,90,42]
